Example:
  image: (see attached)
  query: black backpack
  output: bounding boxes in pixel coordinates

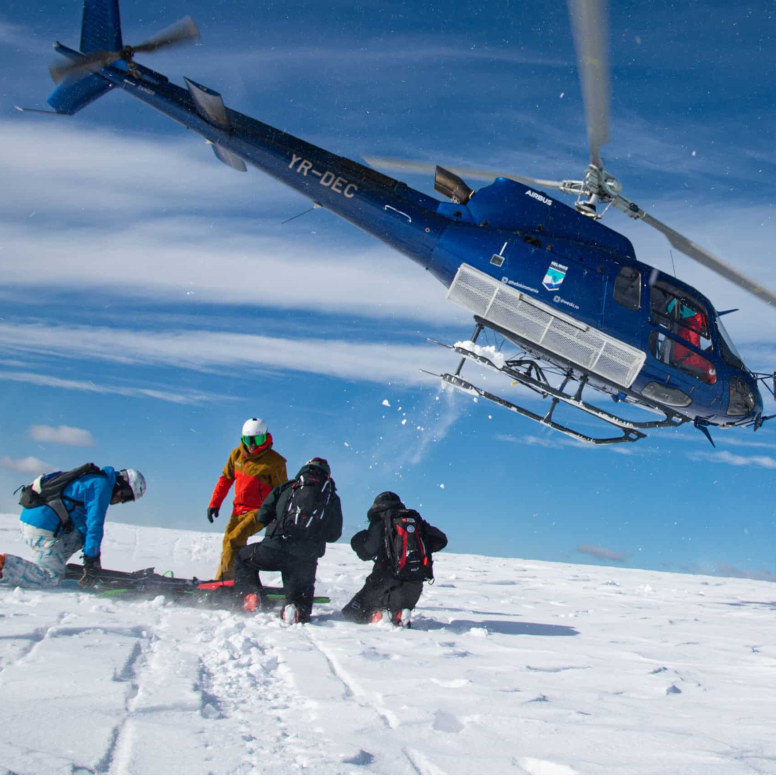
[278,467,335,540]
[383,509,433,582]
[17,462,104,533]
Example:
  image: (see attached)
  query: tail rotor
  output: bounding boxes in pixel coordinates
[49,15,200,84]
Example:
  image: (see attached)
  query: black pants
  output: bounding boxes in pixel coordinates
[341,568,423,624]
[234,541,318,619]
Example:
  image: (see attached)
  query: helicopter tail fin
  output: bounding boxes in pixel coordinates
[45,0,122,115]
[80,0,123,53]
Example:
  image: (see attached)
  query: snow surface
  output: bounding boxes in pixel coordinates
[1,514,775,775]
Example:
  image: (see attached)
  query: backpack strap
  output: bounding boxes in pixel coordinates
[49,497,76,534]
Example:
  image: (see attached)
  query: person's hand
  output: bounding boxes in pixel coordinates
[79,554,102,588]
[207,507,219,523]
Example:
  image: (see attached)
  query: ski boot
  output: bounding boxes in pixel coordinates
[395,608,412,628]
[369,609,388,624]
[0,554,5,580]
[281,604,301,625]
[243,593,260,613]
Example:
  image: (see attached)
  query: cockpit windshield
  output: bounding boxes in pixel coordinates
[716,314,746,370]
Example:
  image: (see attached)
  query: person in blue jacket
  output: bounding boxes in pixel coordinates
[0,466,146,589]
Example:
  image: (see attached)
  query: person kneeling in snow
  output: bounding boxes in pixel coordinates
[342,491,447,627]
[234,458,342,623]
[0,465,146,589]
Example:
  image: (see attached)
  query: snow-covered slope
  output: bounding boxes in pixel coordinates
[1,514,774,775]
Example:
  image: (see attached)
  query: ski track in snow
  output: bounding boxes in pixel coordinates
[1,515,776,775]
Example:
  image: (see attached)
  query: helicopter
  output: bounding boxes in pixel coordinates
[24,0,776,446]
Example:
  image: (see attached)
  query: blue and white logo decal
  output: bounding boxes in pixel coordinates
[542,261,568,292]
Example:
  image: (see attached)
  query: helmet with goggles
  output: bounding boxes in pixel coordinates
[242,418,269,450]
[115,469,146,503]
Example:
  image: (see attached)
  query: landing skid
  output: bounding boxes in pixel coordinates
[428,326,687,445]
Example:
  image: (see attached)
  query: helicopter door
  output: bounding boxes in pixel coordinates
[647,280,723,406]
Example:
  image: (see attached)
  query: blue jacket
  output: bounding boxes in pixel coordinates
[20,466,117,557]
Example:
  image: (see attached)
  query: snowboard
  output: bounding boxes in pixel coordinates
[63,564,330,606]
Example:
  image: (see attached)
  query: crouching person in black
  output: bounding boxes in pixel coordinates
[342,491,447,627]
[234,458,342,623]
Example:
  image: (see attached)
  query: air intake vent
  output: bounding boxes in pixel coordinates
[447,264,646,388]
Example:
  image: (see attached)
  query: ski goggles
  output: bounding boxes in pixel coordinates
[242,433,267,448]
[114,476,136,503]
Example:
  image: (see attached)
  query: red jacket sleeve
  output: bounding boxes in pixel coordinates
[209,448,237,509]
[209,476,233,509]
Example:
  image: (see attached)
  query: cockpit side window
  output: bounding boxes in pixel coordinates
[650,281,712,352]
[613,266,641,311]
[650,281,717,385]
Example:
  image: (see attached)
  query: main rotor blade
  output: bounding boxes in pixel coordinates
[49,50,120,85]
[362,156,565,190]
[567,0,611,169]
[642,213,776,309]
[132,16,201,54]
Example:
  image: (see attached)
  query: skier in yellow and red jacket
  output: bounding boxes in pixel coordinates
[207,418,288,580]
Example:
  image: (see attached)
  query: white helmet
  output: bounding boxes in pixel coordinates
[242,418,268,437]
[117,469,147,502]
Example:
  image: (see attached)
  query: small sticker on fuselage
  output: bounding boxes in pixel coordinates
[542,261,568,292]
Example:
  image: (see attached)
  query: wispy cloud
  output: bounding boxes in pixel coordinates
[0,455,52,476]
[495,433,565,449]
[0,218,459,323]
[0,119,274,219]
[0,16,44,51]
[0,370,233,405]
[0,324,456,388]
[688,450,776,470]
[577,544,631,563]
[28,425,96,447]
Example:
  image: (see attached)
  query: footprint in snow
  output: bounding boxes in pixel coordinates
[360,647,392,661]
[343,750,375,766]
[433,710,465,733]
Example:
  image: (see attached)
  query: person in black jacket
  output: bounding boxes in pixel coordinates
[342,491,447,626]
[234,458,342,623]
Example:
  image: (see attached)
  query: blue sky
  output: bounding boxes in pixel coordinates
[1,0,774,580]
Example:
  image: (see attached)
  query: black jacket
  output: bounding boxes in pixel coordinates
[351,498,447,576]
[260,465,343,558]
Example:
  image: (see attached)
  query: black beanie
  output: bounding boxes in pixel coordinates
[372,491,404,509]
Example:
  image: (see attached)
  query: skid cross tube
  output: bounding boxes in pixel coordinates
[447,342,686,432]
[469,316,689,426]
[429,329,688,443]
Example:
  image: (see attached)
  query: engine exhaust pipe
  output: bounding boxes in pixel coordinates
[435,166,474,205]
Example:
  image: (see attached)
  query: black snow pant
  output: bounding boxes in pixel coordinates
[341,568,423,624]
[234,541,318,620]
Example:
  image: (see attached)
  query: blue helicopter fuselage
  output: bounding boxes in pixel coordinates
[49,47,762,428]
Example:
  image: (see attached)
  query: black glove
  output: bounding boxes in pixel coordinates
[79,554,102,588]
[207,507,219,523]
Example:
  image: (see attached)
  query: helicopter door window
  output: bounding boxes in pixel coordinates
[649,331,717,386]
[650,282,713,350]
[613,266,641,311]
